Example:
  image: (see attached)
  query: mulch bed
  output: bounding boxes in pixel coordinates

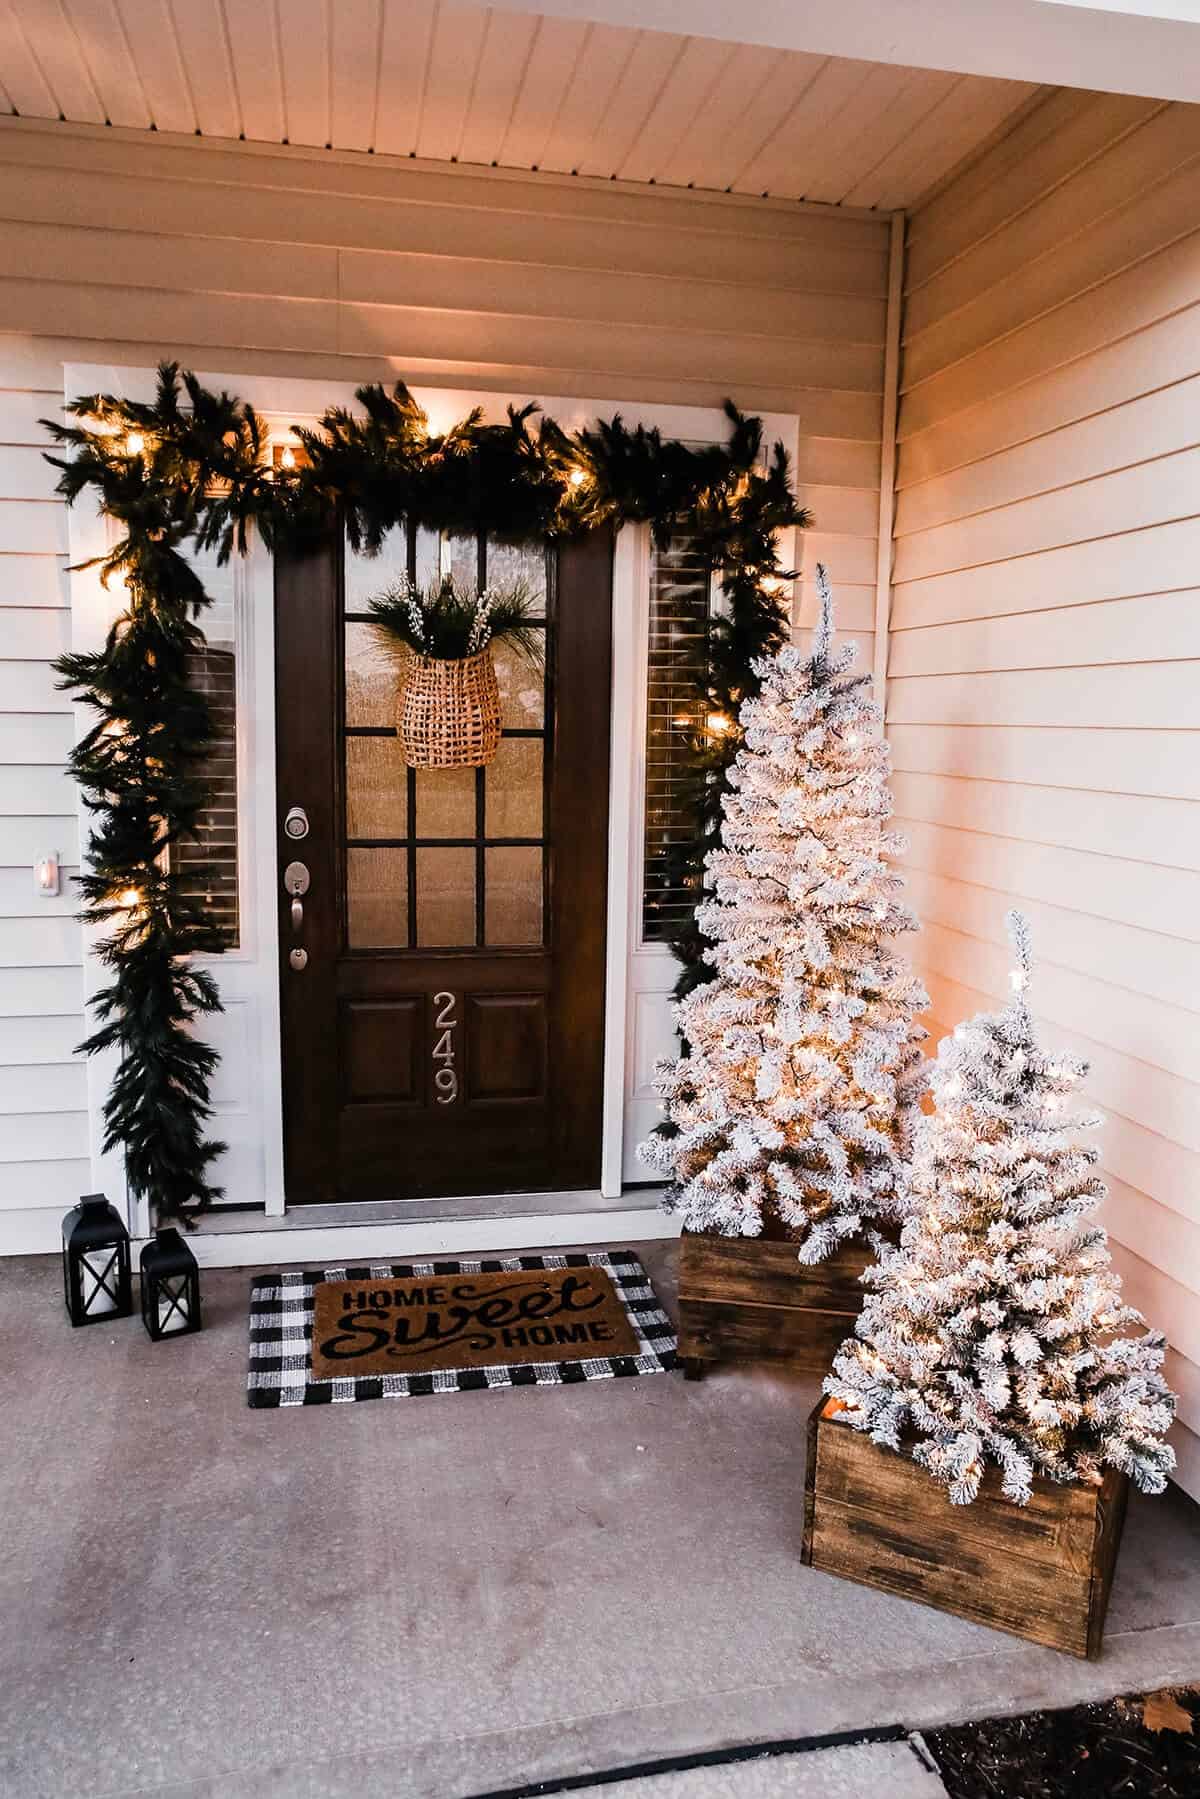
[925,1685,1200,1798]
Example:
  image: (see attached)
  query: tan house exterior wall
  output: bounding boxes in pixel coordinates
[0,119,889,1254]
[891,89,1200,1499]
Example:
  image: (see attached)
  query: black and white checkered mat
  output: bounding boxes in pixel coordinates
[247,1250,677,1408]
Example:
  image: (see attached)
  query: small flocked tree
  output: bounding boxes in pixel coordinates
[825,911,1176,1504]
[640,568,929,1260]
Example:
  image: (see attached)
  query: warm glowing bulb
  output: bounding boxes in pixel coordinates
[125,432,145,455]
[119,887,141,908]
[279,445,296,470]
[569,467,586,488]
[846,731,860,747]
[707,713,731,737]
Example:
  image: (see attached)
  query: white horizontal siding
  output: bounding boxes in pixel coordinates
[895,89,1200,1500]
[0,121,889,1249]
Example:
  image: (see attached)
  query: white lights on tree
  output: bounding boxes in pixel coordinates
[825,911,1176,1505]
[639,567,929,1260]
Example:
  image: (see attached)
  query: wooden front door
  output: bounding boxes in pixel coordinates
[274,526,613,1205]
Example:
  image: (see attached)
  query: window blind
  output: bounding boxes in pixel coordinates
[642,529,713,943]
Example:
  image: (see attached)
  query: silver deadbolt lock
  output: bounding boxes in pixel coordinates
[283,806,309,841]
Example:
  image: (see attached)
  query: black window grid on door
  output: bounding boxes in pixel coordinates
[342,526,554,952]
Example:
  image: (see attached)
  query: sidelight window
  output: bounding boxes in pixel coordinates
[642,528,713,944]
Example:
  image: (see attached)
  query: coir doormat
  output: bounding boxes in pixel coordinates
[247,1251,677,1407]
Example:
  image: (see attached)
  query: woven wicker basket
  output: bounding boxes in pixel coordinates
[397,647,502,769]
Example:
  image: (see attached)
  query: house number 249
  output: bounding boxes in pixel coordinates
[432,991,459,1105]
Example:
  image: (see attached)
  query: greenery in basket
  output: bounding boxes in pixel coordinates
[367,574,543,665]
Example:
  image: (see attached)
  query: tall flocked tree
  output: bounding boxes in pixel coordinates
[825,911,1176,1504]
[640,568,929,1260]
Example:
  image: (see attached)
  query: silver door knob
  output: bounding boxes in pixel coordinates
[289,947,308,972]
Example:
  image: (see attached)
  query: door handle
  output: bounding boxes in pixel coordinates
[284,860,310,939]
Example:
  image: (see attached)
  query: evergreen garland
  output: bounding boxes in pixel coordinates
[45,364,806,1226]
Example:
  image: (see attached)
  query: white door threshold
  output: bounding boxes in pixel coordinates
[178,1187,677,1269]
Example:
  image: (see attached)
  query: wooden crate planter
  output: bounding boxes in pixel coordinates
[802,1398,1129,1659]
[677,1228,874,1379]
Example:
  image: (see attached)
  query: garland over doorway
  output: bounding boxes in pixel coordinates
[45,365,809,1226]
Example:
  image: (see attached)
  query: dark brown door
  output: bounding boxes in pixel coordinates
[275,526,613,1205]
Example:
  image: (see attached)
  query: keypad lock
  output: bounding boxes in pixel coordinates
[284,860,310,936]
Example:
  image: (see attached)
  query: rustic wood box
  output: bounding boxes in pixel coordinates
[802,1398,1129,1659]
[677,1228,873,1379]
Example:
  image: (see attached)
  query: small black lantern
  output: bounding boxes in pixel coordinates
[140,1227,202,1340]
[63,1193,133,1326]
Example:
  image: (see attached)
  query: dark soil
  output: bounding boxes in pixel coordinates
[925,1685,1200,1798]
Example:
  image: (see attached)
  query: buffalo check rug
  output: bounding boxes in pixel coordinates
[247,1250,677,1407]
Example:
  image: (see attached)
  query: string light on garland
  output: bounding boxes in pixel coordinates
[45,363,808,1226]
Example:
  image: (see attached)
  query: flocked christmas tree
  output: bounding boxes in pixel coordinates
[825,911,1176,1505]
[640,567,929,1260]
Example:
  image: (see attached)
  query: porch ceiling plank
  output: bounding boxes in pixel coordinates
[496,12,590,170]
[803,65,962,207]
[417,1,490,165]
[50,0,147,128]
[330,0,382,153]
[8,0,106,124]
[372,0,436,156]
[575,26,684,180]
[276,0,331,148]
[854,76,1041,216]
[648,38,783,193]
[220,0,285,143]
[112,0,196,135]
[454,5,541,169]
[168,0,240,141]
[732,54,874,197]
[530,20,633,176]
[615,32,736,184]
[0,0,60,117]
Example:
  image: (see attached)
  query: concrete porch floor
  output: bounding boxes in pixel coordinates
[3,1241,1199,1799]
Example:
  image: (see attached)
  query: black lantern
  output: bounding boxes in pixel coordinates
[63,1193,133,1326]
[140,1227,202,1340]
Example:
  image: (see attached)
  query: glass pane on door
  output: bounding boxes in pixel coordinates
[343,525,551,950]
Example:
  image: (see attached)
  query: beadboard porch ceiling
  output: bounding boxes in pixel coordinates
[0,0,1045,211]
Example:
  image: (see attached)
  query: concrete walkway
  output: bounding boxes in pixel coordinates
[3,1241,1199,1799]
